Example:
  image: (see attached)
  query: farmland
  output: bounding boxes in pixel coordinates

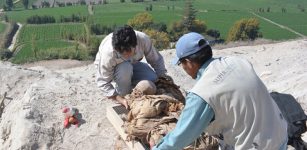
[4,0,307,39]
[1,0,306,63]
[6,6,88,23]
[0,22,6,33]
[259,12,307,36]
[17,23,87,43]
[11,23,90,63]
[69,0,307,39]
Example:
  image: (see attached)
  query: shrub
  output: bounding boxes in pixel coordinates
[143,29,170,50]
[127,12,153,31]
[0,49,13,60]
[207,29,220,40]
[227,18,262,42]
[169,21,186,42]
[27,15,56,24]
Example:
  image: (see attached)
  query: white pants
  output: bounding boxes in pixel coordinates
[114,61,157,96]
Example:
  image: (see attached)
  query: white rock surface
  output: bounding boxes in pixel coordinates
[0,39,306,149]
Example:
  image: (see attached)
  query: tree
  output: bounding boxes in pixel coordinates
[6,0,13,11]
[143,29,170,50]
[4,15,9,22]
[182,0,197,31]
[127,12,154,31]
[22,0,29,9]
[169,0,207,42]
[2,5,8,11]
[169,21,186,42]
[189,19,207,34]
[150,22,167,32]
[207,29,220,40]
[227,18,262,42]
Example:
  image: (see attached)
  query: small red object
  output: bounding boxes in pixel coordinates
[64,117,70,128]
[62,107,79,128]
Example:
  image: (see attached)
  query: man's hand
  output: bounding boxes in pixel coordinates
[108,95,129,110]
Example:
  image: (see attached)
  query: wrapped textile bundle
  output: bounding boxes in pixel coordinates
[123,77,219,150]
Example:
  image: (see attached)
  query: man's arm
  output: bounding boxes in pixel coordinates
[95,51,130,109]
[95,51,117,97]
[153,92,214,150]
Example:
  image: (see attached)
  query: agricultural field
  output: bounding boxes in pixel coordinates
[4,0,307,39]
[0,22,6,33]
[0,22,7,48]
[6,5,88,23]
[258,12,307,36]
[89,0,307,39]
[17,23,87,43]
[12,23,90,63]
[91,2,183,26]
[1,0,306,63]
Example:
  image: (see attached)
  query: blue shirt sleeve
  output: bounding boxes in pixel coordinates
[153,92,215,150]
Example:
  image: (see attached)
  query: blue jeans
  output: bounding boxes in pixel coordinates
[279,138,288,150]
[114,61,157,96]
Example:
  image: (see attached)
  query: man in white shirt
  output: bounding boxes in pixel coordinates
[94,25,167,108]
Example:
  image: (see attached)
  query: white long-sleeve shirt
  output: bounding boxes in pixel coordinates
[94,31,167,97]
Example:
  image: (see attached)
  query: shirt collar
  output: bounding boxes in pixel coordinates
[196,58,214,80]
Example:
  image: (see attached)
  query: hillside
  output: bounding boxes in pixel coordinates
[0,39,307,149]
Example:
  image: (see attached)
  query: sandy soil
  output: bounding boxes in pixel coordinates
[0,39,306,149]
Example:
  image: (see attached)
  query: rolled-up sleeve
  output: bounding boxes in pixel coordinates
[153,92,214,150]
[142,33,167,76]
[94,36,118,97]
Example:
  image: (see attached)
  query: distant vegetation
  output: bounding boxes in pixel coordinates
[227,18,262,42]
[0,0,306,63]
[5,6,88,23]
[0,23,6,34]
[11,23,91,63]
[0,23,7,55]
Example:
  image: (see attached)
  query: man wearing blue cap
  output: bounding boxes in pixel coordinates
[153,32,288,150]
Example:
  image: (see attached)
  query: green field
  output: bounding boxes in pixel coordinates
[2,0,307,63]
[89,0,307,40]
[4,0,307,40]
[0,22,6,33]
[259,12,307,36]
[12,40,74,63]
[91,2,183,26]
[17,23,87,43]
[6,5,88,23]
[12,23,89,63]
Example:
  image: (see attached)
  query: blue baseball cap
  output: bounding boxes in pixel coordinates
[172,32,209,65]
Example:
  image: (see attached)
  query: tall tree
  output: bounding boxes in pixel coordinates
[170,0,207,42]
[182,0,197,30]
[6,0,13,11]
[22,0,29,9]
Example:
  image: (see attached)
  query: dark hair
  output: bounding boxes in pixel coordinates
[112,25,137,54]
[179,39,212,65]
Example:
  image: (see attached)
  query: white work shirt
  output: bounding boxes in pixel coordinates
[94,31,167,97]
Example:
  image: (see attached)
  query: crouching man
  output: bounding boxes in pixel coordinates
[94,25,168,109]
[153,32,288,150]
